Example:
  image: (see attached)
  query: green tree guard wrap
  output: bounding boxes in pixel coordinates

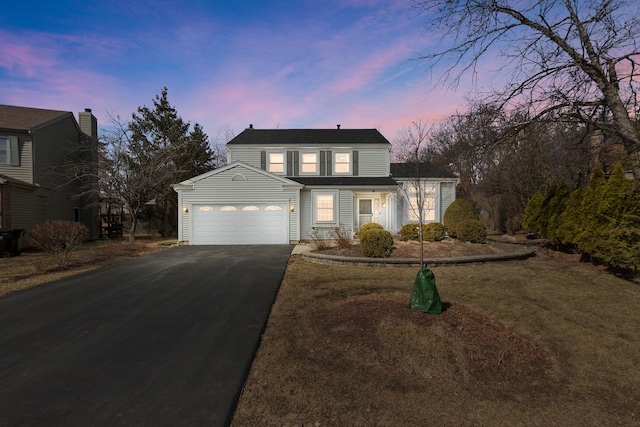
[409,268,442,315]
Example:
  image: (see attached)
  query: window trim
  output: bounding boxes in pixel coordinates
[312,190,338,225]
[267,151,285,174]
[0,136,9,165]
[300,151,319,175]
[333,152,351,175]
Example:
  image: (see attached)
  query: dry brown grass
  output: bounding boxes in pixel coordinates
[0,238,176,297]
[232,249,640,426]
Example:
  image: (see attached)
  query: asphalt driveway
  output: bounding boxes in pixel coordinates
[0,245,293,426]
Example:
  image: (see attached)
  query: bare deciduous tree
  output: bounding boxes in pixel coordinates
[428,102,594,232]
[413,0,640,152]
[394,120,435,266]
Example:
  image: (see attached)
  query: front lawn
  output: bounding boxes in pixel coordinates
[232,249,640,426]
[0,238,175,297]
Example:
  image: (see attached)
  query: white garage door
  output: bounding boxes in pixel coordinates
[192,203,288,244]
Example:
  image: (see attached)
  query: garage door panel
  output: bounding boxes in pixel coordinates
[192,203,287,245]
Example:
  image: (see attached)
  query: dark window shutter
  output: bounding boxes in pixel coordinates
[320,151,326,176]
[260,151,266,170]
[10,137,19,166]
[294,151,299,176]
[287,151,293,176]
[353,150,358,176]
[326,150,332,176]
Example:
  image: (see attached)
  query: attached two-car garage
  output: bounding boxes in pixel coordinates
[175,162,302,245]
[192,203,288,245]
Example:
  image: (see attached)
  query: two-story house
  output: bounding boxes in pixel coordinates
[0,105,99,247]
[173,126,458,245]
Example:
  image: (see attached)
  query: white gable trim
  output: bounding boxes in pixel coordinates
[173,161,303,191]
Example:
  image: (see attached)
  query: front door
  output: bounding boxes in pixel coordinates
[358,198,373,229]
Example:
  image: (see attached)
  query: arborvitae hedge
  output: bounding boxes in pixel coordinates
[523,165,640,272]
[522,191,544,232]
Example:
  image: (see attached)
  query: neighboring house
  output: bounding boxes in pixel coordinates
[0,105,99,247]
[173,126,458,245]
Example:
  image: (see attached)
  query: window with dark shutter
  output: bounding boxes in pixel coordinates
[287,151,293,176]
[320,151,326,176]
[353,150,358,176]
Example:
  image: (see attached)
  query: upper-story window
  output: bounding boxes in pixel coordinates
[301,152,318,174]
[0,137,10,164]
[268,152,285,173]
[0,136,19,166]
[334,152,350,174]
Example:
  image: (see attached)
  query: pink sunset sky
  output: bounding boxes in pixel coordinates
[0,0,486,144]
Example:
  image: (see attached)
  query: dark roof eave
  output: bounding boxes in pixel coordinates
[288,176,399,187]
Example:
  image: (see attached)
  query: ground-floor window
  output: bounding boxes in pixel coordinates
[407,185,436,222]
[312,190,338,224]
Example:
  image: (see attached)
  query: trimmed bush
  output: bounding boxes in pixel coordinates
[400,222,446,242]
[360,228,393,258]
[399,223,421,241]
[359,222,383,237]
[29,220,89,269]
[443,199,479,238]
[456,219,487,243]
[423,222,446,242]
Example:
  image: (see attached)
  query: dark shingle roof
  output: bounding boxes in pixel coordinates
[390,162,457,179]
[288,176,399,187]
[0,105,72,130]
[227,128,391,145]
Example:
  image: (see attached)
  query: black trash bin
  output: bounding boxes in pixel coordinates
[0,229,23,258]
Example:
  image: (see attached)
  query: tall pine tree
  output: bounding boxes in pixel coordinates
[128,87,214,236]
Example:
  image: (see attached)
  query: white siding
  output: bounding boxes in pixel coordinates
[356,148,390,177]
[338,190,354,235]
[226,148,262,168]
[227,145,390,177]
[440,181,456,217]
[300,190,313,240]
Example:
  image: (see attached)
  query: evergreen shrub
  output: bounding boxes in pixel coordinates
[423,222,446,242]
[443,199,479,238]
[522,192,544,233]
[455,219,487,243]
[358,222,383,238]
[399,223,420,241]
[360,228,393,258]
